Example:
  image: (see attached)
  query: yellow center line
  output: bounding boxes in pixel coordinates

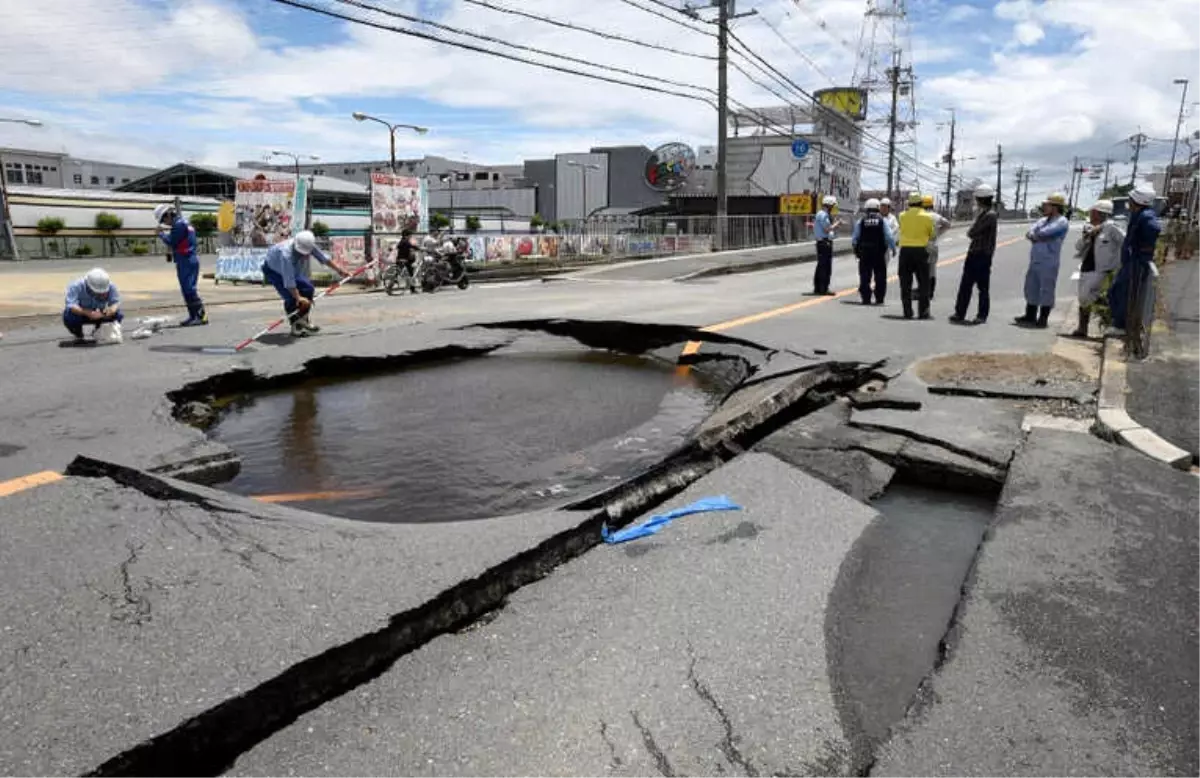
[680,236,1024,356]
[251,488,385,503]
[0,471,64,498]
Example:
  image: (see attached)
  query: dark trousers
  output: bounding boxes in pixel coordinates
[175,256,204,316]
[898,247,931,317]
[857,249,887,303]
[262,266,315,315]
[1108,261,1149,330]
[63,309,124,337]
[953,252,993,320]
[812,239,833,293]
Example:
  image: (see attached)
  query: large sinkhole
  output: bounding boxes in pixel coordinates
[209,344,727,523]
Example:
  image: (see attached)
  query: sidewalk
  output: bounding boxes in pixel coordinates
[1125,258,1199,461]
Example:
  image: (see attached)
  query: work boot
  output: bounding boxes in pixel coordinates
[1034,306,1052,329]
[297,314,321,334]
[948,313,966,324]
[180,307,208,327]
[1013,304,1037,325]
[1069,308,1090,338]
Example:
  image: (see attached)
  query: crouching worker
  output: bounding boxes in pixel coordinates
[63,268,122,342]
[261,230,347,337]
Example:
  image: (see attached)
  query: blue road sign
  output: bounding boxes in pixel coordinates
[791,138,810,159]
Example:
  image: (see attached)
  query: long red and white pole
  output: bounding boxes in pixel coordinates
[232,260,379,352]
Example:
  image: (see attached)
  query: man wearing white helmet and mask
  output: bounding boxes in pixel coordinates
[811,195,842,295]
[1069,199,1124,337]
[1107,183,1162,334]
[851,198,896,304]
[261,230,350,336]
[153,203,206,326]
[950,184,998,324]
[63,267,122,342]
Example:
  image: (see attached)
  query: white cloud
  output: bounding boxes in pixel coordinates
[1012,21,1045,47]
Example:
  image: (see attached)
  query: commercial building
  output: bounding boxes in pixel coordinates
[1,147,158,190]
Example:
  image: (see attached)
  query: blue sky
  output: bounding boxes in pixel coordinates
[1,0,1197,203]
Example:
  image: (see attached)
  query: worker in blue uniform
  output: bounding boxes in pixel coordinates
[1107,184,1162,333]
[154,203,207,326]
[851,198,896,304]
[261,230,349,337]
[811,195,842,295]
[1014,192,1069,328]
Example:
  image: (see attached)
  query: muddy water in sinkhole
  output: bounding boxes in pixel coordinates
[210,350,725,523]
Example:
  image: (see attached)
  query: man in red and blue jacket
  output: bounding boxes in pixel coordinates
[154,203,207,326]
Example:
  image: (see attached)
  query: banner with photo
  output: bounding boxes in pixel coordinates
[233,179,303,247]
[466,236,487,264]
[215,246,268,283]
[330,235,375,282]
[371,173,428,234]
[485,236,515,262]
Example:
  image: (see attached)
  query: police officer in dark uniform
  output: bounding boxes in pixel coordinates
[852,198,896,305]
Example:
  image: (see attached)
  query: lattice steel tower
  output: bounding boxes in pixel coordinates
[853,0,919,197]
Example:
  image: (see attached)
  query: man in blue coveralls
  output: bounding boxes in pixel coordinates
[63,267,122,342]
[261,230,349,337]
[1014,192,1070,329]
[811,195,842,295]
[154,203,207,326]
[1107,183,1161,334]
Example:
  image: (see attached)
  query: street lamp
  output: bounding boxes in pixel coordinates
[351,112,429,173]
[269,150,319,180]
[566,160,602,224]
[1167,78,1190,200]
[438,169,464,233]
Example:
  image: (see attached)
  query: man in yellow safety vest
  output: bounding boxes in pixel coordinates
[897,192,937,319]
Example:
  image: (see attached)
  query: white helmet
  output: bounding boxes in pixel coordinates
[421,235,438,251]
[822,195,837,207]
[1090,199,1114,215]
[864,198,880,210]
[441,240,456,253]
[85,267,111,295]
[293,230,317,255]
[1129,183,1156,206]
[879,197,891,207]
[974,184,995,198]
[153,203,174,224]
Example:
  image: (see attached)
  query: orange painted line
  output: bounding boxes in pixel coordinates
[251,488,384,504]
[0,471,64,498]
[680,237,1023,357]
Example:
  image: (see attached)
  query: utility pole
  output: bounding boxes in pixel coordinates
[1101,157,1113,193]
[1067,156,1082,214]
[1012,164,1025,212]
[714,0,755,251]
[1129,132,1148,185]
[886,63,900,198]
[943,110,956,216]
[1168,78,1190,198]
[992,143,1003,209]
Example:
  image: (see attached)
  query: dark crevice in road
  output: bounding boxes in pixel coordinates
[598,720,624,770]
[74,350,881,777]
[631,711,676,777]
[847,420,1011,469]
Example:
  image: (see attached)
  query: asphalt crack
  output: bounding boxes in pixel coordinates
[598,720,625,770]
[688,649,759,776]
[92,542,154,626]
[631,711,676,777]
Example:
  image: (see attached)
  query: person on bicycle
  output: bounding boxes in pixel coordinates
[392,229,418,293]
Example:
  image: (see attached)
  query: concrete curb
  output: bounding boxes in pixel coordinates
[672,245,855,282]
[1094,335,1192,470]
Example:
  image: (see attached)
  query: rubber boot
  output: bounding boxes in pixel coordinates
[1070,308,1090,338]
[1013,304,1036,325]
[1035,306,1052,329]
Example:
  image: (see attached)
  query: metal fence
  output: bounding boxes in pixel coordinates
[560,214,816,250]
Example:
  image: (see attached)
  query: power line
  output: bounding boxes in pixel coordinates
[457,0,717,60]
[752,12,837,87]
[328,0,713,95]
[614,0,716,36]
[268,0,718,105]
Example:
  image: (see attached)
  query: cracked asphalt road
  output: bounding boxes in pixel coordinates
[1,222,1196,776]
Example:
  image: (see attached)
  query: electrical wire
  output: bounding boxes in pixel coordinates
[267,0,718,106]
[752,12,837,87]
[614,0,716,36]
[326,0,713,95]
[457,0,716,60]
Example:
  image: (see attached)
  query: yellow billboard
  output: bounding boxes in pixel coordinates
[779,194,814,215]
[814,87,867,121]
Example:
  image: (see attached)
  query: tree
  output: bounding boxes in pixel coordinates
[530,213,546,232]
[310,220,331,237]
[94,212,123,256]
[36,217,65,258]
[190,212,218,237]
[465,215,481,233]
[430,212,451,230]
